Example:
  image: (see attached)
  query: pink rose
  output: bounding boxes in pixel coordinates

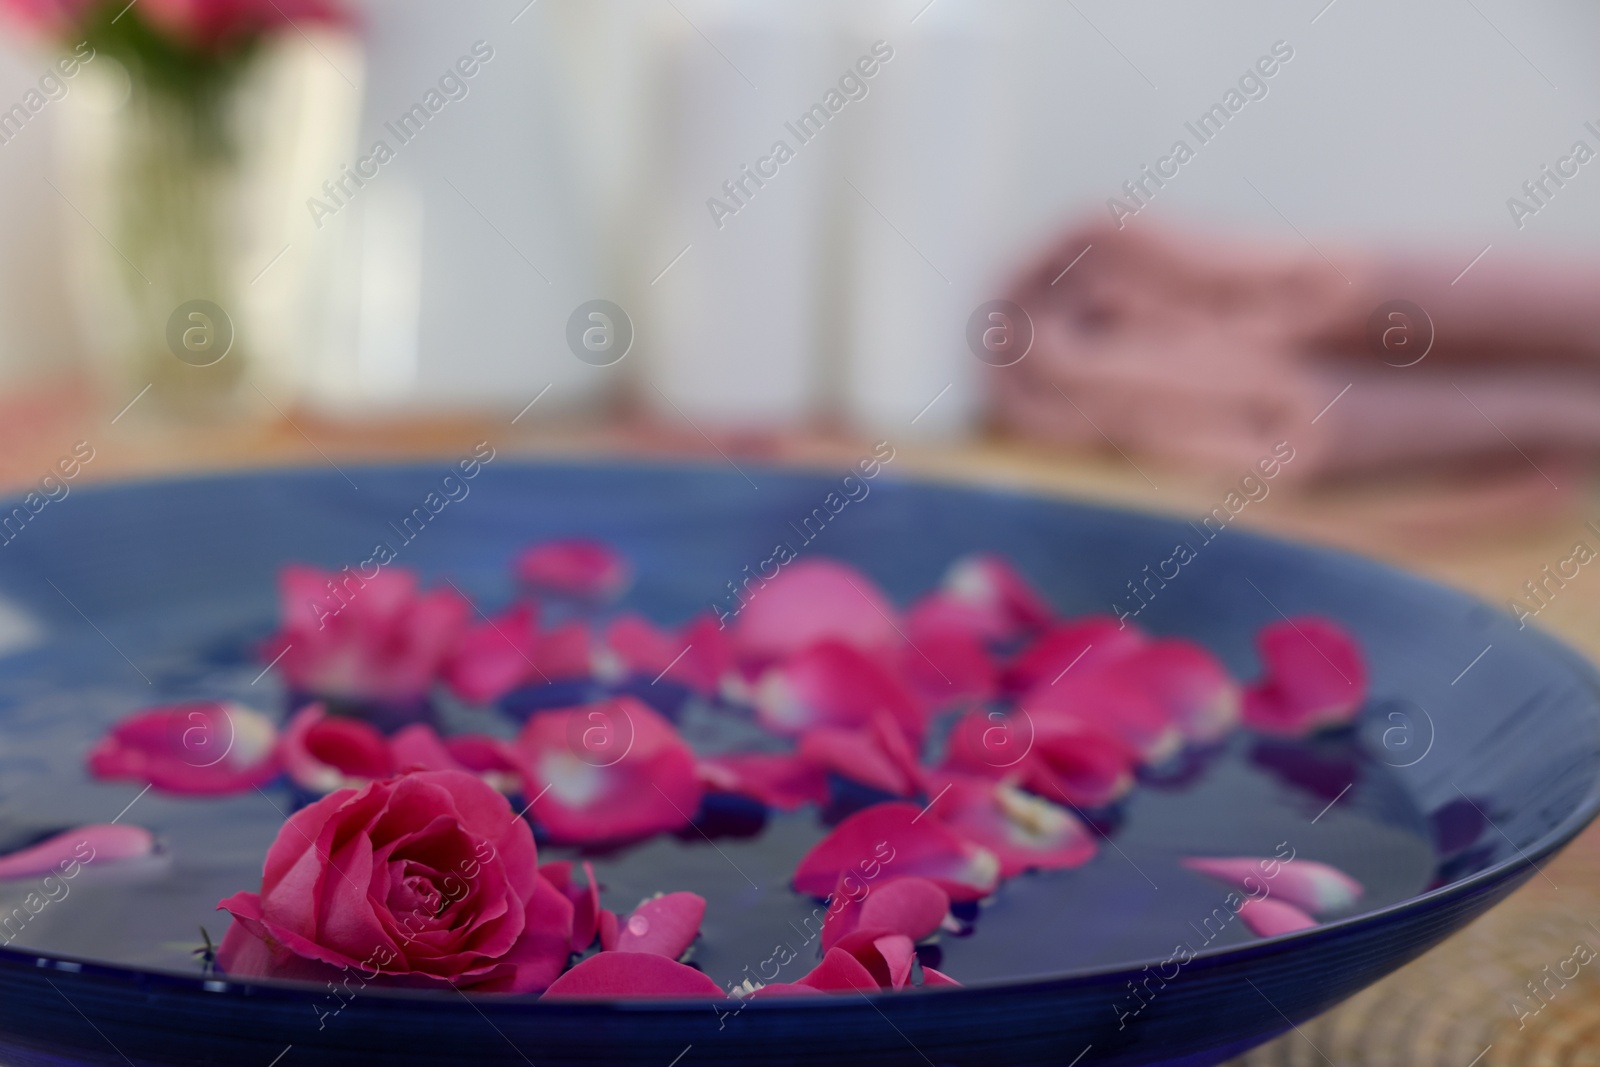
[216,770,573,994]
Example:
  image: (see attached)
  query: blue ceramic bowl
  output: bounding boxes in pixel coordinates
[0,460,1594,1067]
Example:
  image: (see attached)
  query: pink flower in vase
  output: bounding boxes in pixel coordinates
[140,0,350,50]
[0,0,96,35]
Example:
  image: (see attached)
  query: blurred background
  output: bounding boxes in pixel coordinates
[2,2,1600,1064]
[3,0,1600,443]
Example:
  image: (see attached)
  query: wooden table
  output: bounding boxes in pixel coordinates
[7,384,1598,1066]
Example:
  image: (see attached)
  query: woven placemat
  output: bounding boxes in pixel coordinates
[1230,821,1600,1067]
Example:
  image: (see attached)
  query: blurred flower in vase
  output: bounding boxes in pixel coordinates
[0,0,357,421]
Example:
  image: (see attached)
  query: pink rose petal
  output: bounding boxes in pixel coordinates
[925,774,1096,879]
[941,554,1054,640]
[858,878,950,941]
[1236,895,1318,937]
[1182,856,1363,915]
[1012,710,1140,809]
[388,723,467,775]
[1243,617,1369,736]
[540,951,723,998]
[1020,669,1182,765]
[515,697,703,844]
[794,947,881,993]
[596,613,680,685]
[755,640,925,741]
[830,929,917,989]
[941,708,1039,781]
[87,702,279,795]
[666,614,737,695]
[532,621,595,683]
[515,539,631,602]
[920,966,961,987]
[541,859,603,952]
[613,891,706,959]
[904,592,1001,644]
[1119,640,1241,743]
[696,753,828,812]
[793,802,999,903]
[733,559,900,666]
[281,704,393,794]
[444,734,529,795]
[898,611,997,709]
[264,566,469,704]
[798,713,924,799]
[822,874,950,952]
[0,825,155,881]
[442,602,542,705]
[1003,617,1146,695]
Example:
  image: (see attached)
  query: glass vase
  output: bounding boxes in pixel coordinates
[57,38,361,425]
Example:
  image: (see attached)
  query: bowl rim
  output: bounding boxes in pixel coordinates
[3,457,1597,1010]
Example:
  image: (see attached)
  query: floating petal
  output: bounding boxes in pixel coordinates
[1243,617,1368,736]
[733,559,900,666]
[941,554,1055,639]
[666,614,738,695]
[1236,895,1317,937]
[612,892,706,960]
[540,951,723,998]
[388,722,466,774]
[792,802,999,903]
[87,702,279,795]
[0,825,155,882]
[515,697,702,845]
[1120,640,1241,744]
[793,947,881,993]
[829,930,917,989]
[442,602,541,705]
[1003,617,1145,694]
[515,539,631,602]
[822,874,950,952]
[696,753,828,812]
[265,565,469,704]
[755,640,925,740]
[798,713,923,799]
[927,774,1095,878]
[1021,669,1181,766]
[443,734,529,795]
[1182,856,1363,915]
[541,860,604,953]
[898,612,997,710]
[1018,710,1141,808]
[596,613,680,685]
[280,704,392,794]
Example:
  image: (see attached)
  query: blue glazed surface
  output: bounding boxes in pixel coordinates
[0,459,1593,1067]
